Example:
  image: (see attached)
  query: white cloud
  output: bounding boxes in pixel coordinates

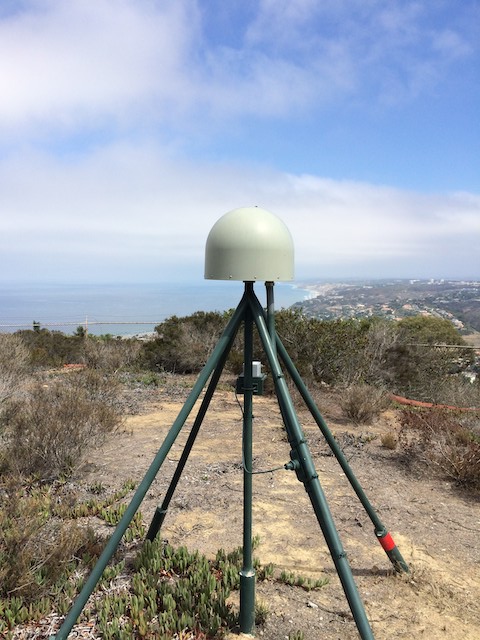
[431,28,473,58]
[0,1,478,283]
[0,143,478,281]
[0,0,197,132]
[0,0,476,138]
[242,0,476,106]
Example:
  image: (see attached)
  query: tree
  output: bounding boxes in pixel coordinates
[141,311,235,374]
[15,328,83,366]
[386,316,472,401]
[275,311,378,387]
[75,325,87,338]
[397,316,466,346]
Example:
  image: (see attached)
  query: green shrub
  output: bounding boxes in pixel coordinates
[385,316,473,402]
[381,432,398,450]
[127,539,239,637]
[81,336,141,373]
[255,599,269,625]
[1,372,122,480]
[340,384,388,425]
[12,329,141,373]
[398,409,480,490]
[140,311,240,374]
[278,569,329,591]
[0,474,327,639]
[15,329,84,367]
[430,376,480,409]
[0,334,30,406]
[275,311,373,387]
[0,475,102,603]
[288,632,306,640]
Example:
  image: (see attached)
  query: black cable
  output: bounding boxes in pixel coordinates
[234,389,289,475]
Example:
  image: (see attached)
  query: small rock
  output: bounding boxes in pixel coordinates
[307,601,319,609]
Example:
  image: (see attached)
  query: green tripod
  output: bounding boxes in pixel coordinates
[51,281,407,640]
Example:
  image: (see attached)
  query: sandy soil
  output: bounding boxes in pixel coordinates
[78,377,480,640]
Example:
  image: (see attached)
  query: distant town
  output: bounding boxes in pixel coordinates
[292,279,480,337]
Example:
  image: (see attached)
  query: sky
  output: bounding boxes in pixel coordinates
[0,0,479,284]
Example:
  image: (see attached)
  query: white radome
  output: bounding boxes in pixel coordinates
[204,206,294,282]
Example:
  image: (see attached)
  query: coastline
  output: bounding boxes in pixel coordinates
[0,281,312,337]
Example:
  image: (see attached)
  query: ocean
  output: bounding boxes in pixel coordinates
[0,281,312,336]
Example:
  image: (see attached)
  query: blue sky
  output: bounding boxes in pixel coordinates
[0,0,479,284]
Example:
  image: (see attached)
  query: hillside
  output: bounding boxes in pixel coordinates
[12,377,480,640]
[2,319,479,639]
[292,279,480,332]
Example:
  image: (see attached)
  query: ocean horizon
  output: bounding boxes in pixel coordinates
[0,281,314,336]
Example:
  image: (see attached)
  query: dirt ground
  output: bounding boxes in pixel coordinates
[77,375,480,640]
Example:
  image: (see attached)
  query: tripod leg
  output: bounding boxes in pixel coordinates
[146,324,239,540]
[249,291,375,640]
[275,334,408,573]
[239,288,255,635]
[50,294,248,640]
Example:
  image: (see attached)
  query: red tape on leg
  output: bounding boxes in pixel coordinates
[378,532,396,552]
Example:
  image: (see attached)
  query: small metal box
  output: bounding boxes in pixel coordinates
[235,373,267,395]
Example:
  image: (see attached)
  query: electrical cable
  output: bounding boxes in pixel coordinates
[234,389,290,475]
